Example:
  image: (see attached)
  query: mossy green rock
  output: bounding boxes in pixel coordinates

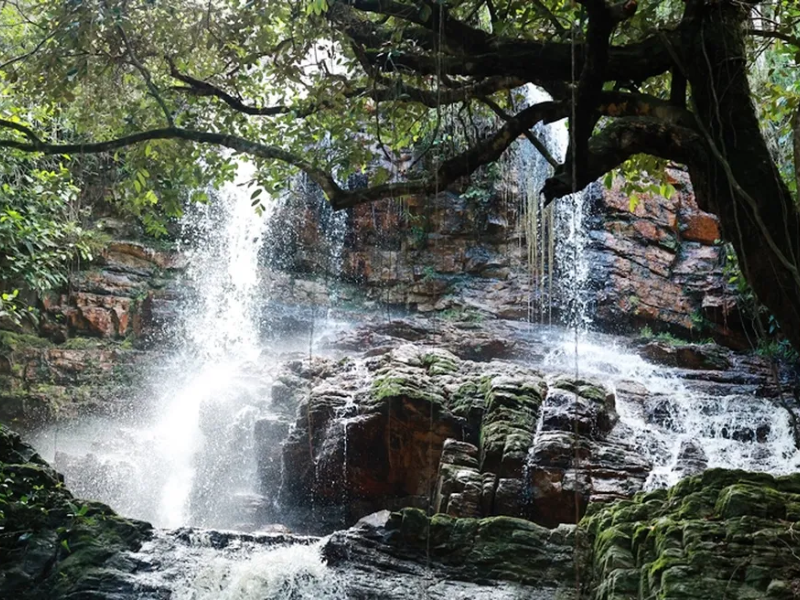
[581,469,800,599]
[480,375,545,476]
[387,507,577,592]
[0,425,151,600]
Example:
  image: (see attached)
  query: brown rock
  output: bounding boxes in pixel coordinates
[682,211,721,245]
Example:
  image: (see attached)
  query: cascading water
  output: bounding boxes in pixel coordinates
[512,85,800,490]
[512,84,592,330]
[30,161,275,530]
[156,161,271,528]
[540,330,800,488]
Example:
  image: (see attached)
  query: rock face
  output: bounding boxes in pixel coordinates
[0,331,145,424]
[527,379,650,528]
[259,168,756,352]
[40,240,183,343]
[581,469,800,600]
[275,326,652,532]
[588,176,749,348]
[262,181,532,319]
[0,241,184,425]
[0,425,151,600]
[323,507,577,597]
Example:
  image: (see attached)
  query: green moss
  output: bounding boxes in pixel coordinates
[551,376,609,403]
[384,508,574,588]
[715,484,788,520]
[0,330,52,352]
[0,425,151,598]
[370,372,445,405]
[61,337,106,350]
[419,352,459,375]
[580,469,800,600]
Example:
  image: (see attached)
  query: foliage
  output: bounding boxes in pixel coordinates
[0,0,799,344]
[0,151,108,324]
[0,0,795,203]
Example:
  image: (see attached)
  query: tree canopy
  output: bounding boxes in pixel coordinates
[1,0,799,347]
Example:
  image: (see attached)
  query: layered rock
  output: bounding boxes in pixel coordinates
[588,175,749,348]
[40,240,183,343]
[581,469,800,599]
[527,379,651,528]
[0,241,184,425]
[276,329,653,531]
[0,331,144,423]
[323,508,577,597]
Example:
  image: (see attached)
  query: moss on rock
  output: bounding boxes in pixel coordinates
[385,507,576,591]
[0,425,151,600]
[580,469,800,600]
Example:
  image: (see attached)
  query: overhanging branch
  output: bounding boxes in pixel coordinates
[0,100,566,211]
[542,116,706,202]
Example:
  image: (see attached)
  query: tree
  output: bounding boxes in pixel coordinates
[1,0,799,348]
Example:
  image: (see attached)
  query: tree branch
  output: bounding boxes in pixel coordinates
[479,95,559,168]
[333,1,675,84]
[0,119,42,144]
[116,26,174,127]
[747,28,800,48]
[542,117,706,202]
[0,100,565,212]
[331,99,566,208]
[170,54,523,115]
[570,0,638,185]
[0,125,341,202]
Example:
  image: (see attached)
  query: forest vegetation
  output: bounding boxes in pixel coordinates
[0,0,799,348]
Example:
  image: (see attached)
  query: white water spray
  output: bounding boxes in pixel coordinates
[30,161,274,529]
[541,331,800,486]
[152,161,270,527]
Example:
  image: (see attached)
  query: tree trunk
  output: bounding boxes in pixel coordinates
[681,2,800,350]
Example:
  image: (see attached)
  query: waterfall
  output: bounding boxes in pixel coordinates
[512,85,592,330]
[153,160,270,528]
[541,332,800,486]
[29,160,274,529]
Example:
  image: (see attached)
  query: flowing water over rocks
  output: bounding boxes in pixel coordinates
[3,98,800,598]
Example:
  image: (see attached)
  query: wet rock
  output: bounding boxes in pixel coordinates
[674,439,708,477]
[279,350,467,530]
[0,425,151,600]
[641,340,732,370]
[254,417,291,502]
[581,469,800,600]
[526,381,650,527]
[480,374,546,477]
[322,507,577,595]
[590,175,751,349]
[433,439,484,518]
[0,331,147,424]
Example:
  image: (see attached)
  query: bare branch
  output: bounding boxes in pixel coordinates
[746,28,800,47]
[479,95,559,168]
[332,100,566,209]
[542,116,706,201]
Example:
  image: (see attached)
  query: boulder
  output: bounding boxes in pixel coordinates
[0,425,151,600]
[581,469,800,600]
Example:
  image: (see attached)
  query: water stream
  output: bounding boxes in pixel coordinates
[31,162,278,530]
[19,93,800,598]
